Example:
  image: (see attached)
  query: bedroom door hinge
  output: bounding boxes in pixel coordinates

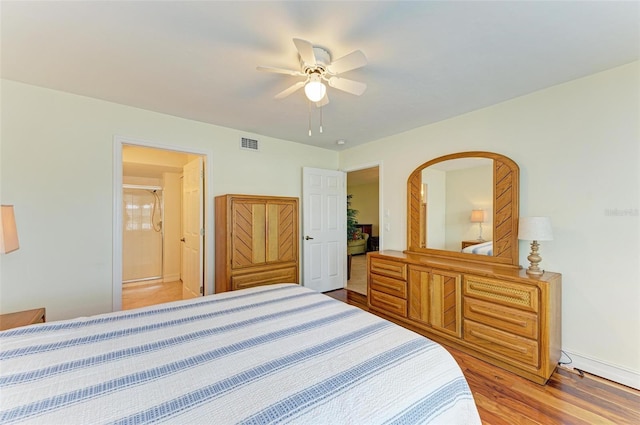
[200,228,205,236]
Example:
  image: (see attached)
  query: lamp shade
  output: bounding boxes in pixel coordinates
[518,216,553,241]
[0,205,20,254]
[470,209,485,223]
[304,75,326,102]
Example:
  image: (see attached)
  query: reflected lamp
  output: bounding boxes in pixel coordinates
[470,209,485,241]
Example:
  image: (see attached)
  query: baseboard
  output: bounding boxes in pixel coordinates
[561,349,640,390]
[122,278,163,288]
[163,273,181,283]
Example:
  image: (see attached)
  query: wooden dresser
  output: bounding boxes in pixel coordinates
[368,250,561,384]
[215,194,299,292]
[461,240,485,249]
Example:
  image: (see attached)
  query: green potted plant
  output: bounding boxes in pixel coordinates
[347,194,359,240]
[347,195,368,255]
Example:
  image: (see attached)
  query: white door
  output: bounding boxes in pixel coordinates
[182,157,204,299]
[302,167,346,292]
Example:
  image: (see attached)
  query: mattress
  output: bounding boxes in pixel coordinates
[0,284,480,424]
[461,240,493,256]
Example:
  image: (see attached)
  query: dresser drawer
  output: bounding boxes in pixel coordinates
[231,266,298,290]
[370,274,407,299]
[370,289,407,318]
[465,320,539,368]
[464,275,539,312]
[464,297,538,339]
[370,258,407,280]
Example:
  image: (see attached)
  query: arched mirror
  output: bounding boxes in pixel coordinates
[406,151,520,267]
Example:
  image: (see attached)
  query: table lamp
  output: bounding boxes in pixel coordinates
[0,205,20,254]
[518,216,553,276]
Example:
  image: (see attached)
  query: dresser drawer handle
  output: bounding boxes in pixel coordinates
[374,280,403,292]
[372,262,405,275]
[375,298,398,308]
[375,269,402,277]
[373,296,403,310]
[468,305,528,328]
[469,329,529,354]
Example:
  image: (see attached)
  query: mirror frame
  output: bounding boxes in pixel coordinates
[406,151,520,267]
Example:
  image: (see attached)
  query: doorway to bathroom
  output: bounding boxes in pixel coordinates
[116,143,207,310]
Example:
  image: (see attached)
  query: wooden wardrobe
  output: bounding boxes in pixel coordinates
[215,194,299,293]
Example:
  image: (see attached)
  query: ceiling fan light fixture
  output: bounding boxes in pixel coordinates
[304,74,326,102]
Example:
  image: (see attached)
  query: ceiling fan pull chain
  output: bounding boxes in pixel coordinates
[308,101,312,136]
[320,106,323,133]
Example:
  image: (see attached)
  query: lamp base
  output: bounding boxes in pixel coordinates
[526,240,544,276]
[526,268,544,276]
[476,222,483,241]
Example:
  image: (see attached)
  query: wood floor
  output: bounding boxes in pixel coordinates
[346,254,367,294]
[325,289,640,425]
[122,280,183,310]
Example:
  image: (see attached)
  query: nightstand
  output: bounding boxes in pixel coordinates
[461,240,485,249]
[0,308,46,331]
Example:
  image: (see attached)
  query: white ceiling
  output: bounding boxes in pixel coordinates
[2,1,638,151]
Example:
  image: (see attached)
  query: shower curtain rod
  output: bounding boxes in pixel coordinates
[123,184,163,191]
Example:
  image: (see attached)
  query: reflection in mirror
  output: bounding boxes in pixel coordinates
[421,158,493,254]
[407,151,519,267]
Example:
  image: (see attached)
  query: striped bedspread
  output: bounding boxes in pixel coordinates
[0,284,480,424]
[461,240,493,256]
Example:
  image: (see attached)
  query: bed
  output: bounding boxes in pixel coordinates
[461,240,493,256]
[0,284,481,424]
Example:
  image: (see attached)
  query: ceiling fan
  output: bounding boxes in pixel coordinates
[257,38,367,106]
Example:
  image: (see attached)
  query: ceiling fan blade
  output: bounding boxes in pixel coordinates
[326,50,367,74]
[256,66,304,77]
[315,93,330,108]
[274,81,306,99]
[293,38,316,66]
[328,77,367,96]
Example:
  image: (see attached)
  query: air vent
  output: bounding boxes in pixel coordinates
[240,137,259,151]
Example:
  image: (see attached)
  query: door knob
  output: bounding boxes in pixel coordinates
[180,237,186,242]
[305,236,314,240]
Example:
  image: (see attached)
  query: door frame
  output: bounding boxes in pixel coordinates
[344,160,383,259]
[112,135,213,311]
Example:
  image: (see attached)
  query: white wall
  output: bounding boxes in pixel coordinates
[340,62,640,387]
[0,79,337,321]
